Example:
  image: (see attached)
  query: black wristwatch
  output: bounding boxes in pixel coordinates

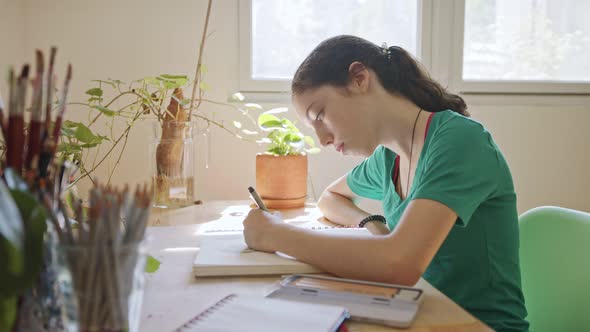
[358,214,387,228]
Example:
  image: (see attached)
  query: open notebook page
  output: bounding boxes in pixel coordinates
[174,294,349,332]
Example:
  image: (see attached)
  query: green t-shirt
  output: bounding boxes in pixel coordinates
[347,110,529,332]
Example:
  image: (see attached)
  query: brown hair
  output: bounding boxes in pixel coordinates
[292,35,469,117]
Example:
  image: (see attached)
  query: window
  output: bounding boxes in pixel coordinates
[463,0,590,82]
[455,0,590,93]
[240,0,590,94]
[239,0,421,91]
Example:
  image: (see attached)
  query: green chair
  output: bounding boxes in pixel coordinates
[519,206,590,332]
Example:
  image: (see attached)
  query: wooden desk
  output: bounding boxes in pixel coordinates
[141,201,493,332]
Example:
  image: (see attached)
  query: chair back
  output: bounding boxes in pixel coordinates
[519,206,590,331]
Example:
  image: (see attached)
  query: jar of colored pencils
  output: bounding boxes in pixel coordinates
[55,241,148,332]
[51,184,152,332]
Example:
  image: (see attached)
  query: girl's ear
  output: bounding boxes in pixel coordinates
[347,61,370,93]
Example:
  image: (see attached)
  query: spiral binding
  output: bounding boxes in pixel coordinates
[204,225,358,233]
[174,294,237,331]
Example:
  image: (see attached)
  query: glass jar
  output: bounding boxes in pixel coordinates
[150,121,196,208]
[55,241,148,332]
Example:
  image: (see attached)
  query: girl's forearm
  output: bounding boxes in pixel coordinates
[317,191,370,226]
[318,192,391,235]
[268,224,419,285]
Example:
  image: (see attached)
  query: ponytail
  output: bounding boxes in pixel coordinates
[292,35,469,117]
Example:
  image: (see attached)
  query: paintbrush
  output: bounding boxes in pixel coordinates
[0,91,6,139]
[7,68,15,133]
[38,63,71,178]
[45,47,57,133]
[6,65,29,170]
[25,50,45,172]
[52,63,71,146]
[4,69,15,162]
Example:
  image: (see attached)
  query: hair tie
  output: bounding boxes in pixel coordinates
[381,42,392,61]
[381,43,402,62]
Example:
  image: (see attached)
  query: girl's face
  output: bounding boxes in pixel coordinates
[292,84,377,157]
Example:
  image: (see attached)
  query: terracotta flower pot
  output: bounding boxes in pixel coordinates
[255,154,307,209]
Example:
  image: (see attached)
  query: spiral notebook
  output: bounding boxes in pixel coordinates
[199,218,357,234]
[173,293,349,332]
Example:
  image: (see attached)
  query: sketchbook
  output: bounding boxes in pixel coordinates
[193,227,370,277]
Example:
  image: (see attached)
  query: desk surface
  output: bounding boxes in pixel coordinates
[141,201,493,332]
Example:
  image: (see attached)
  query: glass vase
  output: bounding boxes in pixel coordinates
[150,121,196,208]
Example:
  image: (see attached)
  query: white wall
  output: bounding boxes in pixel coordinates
[2,0,589,215]
[0,0,25,97]
[468,101,590,213]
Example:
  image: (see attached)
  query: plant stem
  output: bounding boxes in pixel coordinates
[68,91,158,130]
[107,122,131,184]
[89,93,155,128]
[195,99,258,127]
[77,161,97,187]
[192,113,256,143]
[90,140,102,173]
[69,110,143,187]
[188,0,213,120]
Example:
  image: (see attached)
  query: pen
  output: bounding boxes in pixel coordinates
[248,186,269,212]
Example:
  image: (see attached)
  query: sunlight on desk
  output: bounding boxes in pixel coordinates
[142,201,493,332]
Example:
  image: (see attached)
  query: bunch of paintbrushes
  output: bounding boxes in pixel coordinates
[54,183,152,331]
[0,48,71,183]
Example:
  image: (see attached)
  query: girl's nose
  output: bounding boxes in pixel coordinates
[318,131,333,147]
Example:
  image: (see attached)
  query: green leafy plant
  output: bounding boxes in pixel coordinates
[0,172,47,331]
[59,76,271,188]
[256,107,320,156]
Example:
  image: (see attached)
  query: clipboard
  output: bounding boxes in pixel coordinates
[266,274,424,328]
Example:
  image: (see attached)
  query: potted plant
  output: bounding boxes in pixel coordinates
[255,108,320,209]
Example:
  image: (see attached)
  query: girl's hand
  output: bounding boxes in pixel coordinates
[243,209,284,252]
